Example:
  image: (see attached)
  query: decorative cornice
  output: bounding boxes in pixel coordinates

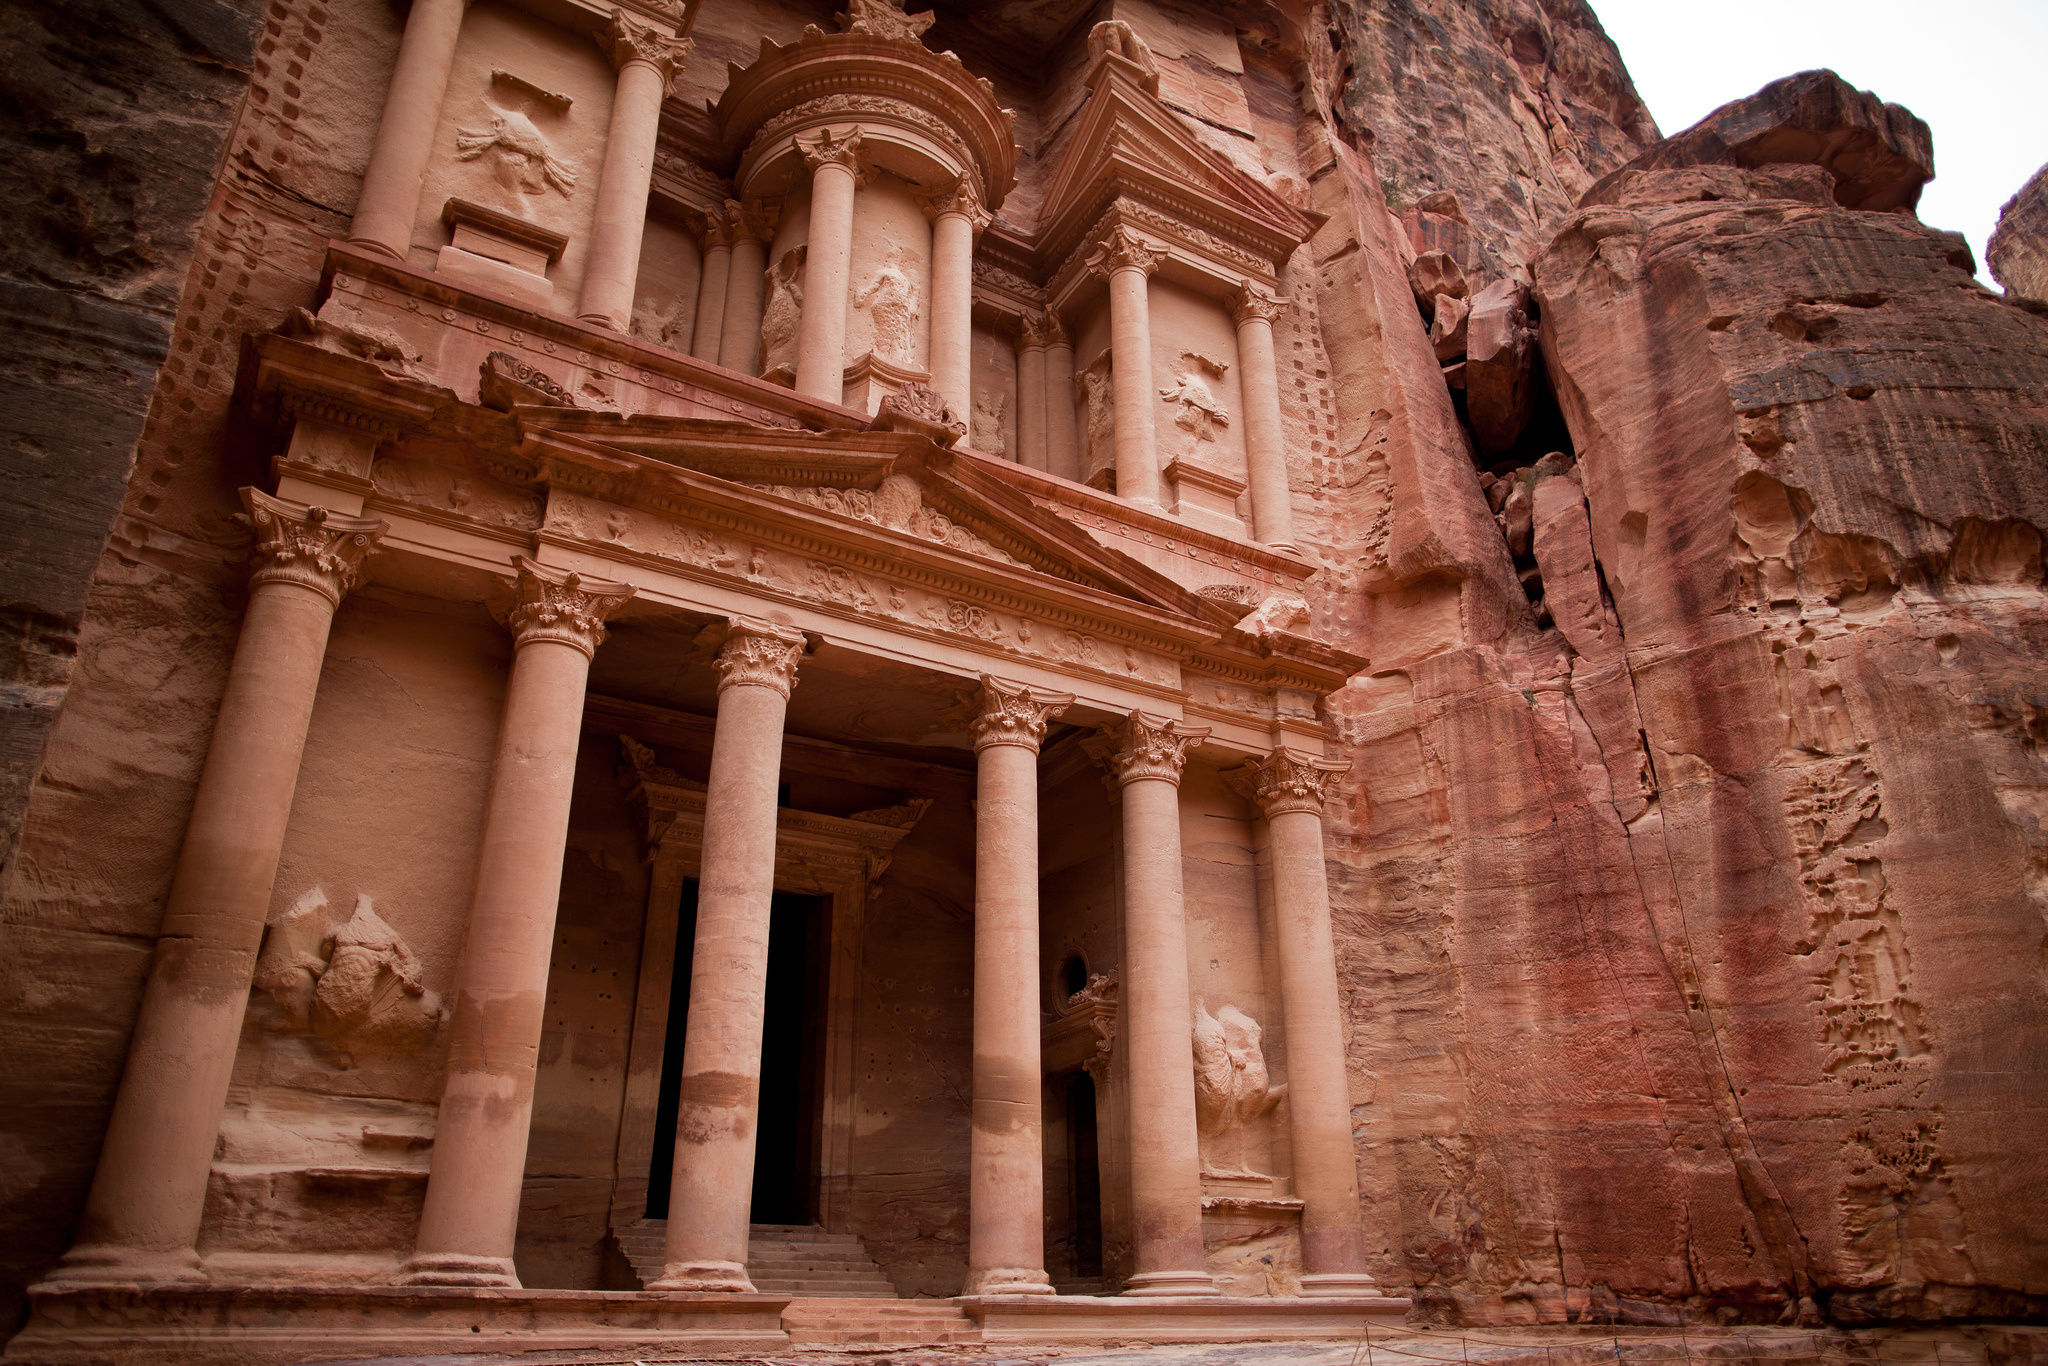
[1085,710,1209,786]
[1228,282,1288,326]
[963,675,1073,754]
[714,615,806,697]
[1226,749,1349,817]
[240,488,387,609]
[1084,226,1160,280]
[506,556,634,656]
[799,125,871,185]
[598,10,690,94]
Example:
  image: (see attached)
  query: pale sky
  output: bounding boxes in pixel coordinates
[1585,0,2048,287]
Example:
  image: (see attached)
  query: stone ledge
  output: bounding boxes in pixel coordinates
[961,1291,1413,1344]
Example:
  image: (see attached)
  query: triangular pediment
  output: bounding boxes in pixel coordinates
[1038,63,1315,272]
[512,407,1212,623]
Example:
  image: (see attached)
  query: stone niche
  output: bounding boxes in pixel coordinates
[417,1,618,314]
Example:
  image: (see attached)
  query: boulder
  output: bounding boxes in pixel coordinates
[1583,69,1933,212]
[1464,278,1536,453]
[1429,294,1470,360]
[1989,160,2048,303]
[1407,249,1468,312]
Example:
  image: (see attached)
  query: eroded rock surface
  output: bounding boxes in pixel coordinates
[1990,162,2048,303]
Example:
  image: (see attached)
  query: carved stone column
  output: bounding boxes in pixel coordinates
[47,491,384,1285]
[652,617,806,1291]
[1088,229,1163,506]
[401,559,633,1287]
[793,127,868,404]
[348,0,470,261]
[1016,313,1050,472]
[1229,284,1297,550]
[578,13,690,331]
[1042,312,1081,483]
[1229,750,1374,1294]
[966,677,1073,1295]
[691,202,739,363]
[1087,712,1219,1296]
[926,175,989,420]
[720,201,778,374]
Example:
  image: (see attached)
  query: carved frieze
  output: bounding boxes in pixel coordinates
[241,488,387,608]
[742,472,1020,568]
[479,350,575,411]
[504,556,635,656]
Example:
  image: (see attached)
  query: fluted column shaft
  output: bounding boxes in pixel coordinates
[1231,285,1297,549]
[577,16,689,331]
[1089,230,1162,506]
[1090,713,1219,1296]
[1044,320,1080,483]
[719,206,776,374]
[1016,316,1048,471]
[1234,752,1375,1292]
[348,0,468,261]
[691,207,736,363]
[402,561,633,1287]
[966,678,1072,1295]
[653,618,806,1292]
[794,128,866,404]
[48,491,384,1286]
[925,176,986,420]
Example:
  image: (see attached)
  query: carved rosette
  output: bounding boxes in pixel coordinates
[1084,226,1160,280]
[799,125,872,186]
[505,557,635,657]
[1086,710,1211,786]
[599,11,691,95]
[968,675,1074,754]
[1227,749,1349,817]
[241,488,388,609]
[1228,282,1288,327]
[924,174,992,240]
[714,615,806,697]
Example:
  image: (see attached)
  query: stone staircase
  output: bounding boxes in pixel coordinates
[613,1222,900,1297]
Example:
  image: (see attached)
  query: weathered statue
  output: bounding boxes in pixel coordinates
[454,109,577,198]
[1192,1000,1286,1177]
[759,245,806,379]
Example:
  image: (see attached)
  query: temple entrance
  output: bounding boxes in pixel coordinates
[645,880,829,1224]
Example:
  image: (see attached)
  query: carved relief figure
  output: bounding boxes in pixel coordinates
[855,256,922,367]
[1159,368,1230,446]
[1192,1000,1285,1178]
[1078,353,1115,490]
[760,246,807,380]
[454,109,578,199]
[1088,18,1159,86]
[253,888,444,1064]
[972,390,1007,457]
[835,0,935,43]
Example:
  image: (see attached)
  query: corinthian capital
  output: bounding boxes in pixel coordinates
[1228,282,1287,326]
[1226,749,1349,817]
[1019,310,1065,351]
[599,10,691,93]
[241,488,387,608]
[1084,227,1159,280]
[967,675,1074,754]
[506,557,635,657]
[714,615,806,697]
[1085,711,1210,786]
[923,175,992,236]
[800,126,871,185]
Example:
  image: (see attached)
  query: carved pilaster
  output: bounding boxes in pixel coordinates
[966,675,1074,754]
[241,488,388,609]
[714,615,806,697]
[800,126,872,187]
[505,557,634,657]
[598,9,691,95]
[1084,226,1160,280]
[1228,282,1287,326]
[1226,749,1349,817]
[1084,710,1210,786]
[923,174,992,241]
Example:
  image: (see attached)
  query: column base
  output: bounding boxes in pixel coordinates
[964,1267,1055,1296]
[343,236,408,264]
[41,1243,206,1287]
[648,1260,756,1293]
[396,1253,521,1288]
[576,311,623,331]
[1299,1272,1380,1297]
[1121,1270,1221,1297]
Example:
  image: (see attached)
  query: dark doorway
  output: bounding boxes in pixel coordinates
[646,883,829,1225]
[1069,1070,1103,1279]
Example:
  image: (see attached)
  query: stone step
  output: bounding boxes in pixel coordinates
[612,1222,898,1296]
[782,1297,980,1346]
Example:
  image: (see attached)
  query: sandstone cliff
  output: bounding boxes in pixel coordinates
[1990,162,2048,304]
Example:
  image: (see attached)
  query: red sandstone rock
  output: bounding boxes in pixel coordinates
[1463,279,1537,454]
[1989,161,2048,303]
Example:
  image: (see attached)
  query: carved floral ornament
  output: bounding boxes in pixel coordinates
[924,174,992,236]
[599,10,691,92]
[505,556,635,657]
[714,614,807,697]
[799,125,872,184]
[1226,749,1350,817]
[963,675,1074,753]
[1085,710,1211,785]
[1228,282,1288,326]
[1018,310,1067,350]
[1084,226,1161,279]
[241,488,388,609]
